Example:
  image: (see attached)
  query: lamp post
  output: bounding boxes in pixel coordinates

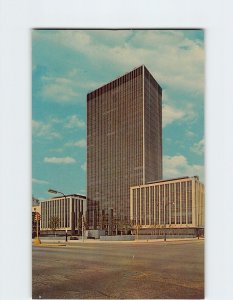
[164,201,175,242]
[48,189,66,198]
[82,214,85,242]
[136,224,139,241]
[154,201,167,242]
[48,189,75,236]
[164,202,167,242]
[197,212,200,239]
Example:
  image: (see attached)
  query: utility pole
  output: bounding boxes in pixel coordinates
[136,224,140,240]
[82,214,84,242]
[36,213,39,239]
[164,201,174,242]
[164,201,167,242]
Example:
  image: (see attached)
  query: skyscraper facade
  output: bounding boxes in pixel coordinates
[87,65,162,230]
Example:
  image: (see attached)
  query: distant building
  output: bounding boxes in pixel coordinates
[40,194,87,235]
[87,65,162,231]
[32,196,40,207]
[130,176,204,235]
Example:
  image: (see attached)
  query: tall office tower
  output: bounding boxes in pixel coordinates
[87,65,162,231]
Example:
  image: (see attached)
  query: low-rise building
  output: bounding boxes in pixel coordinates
[40,194,87,235]
[130,176,204,236]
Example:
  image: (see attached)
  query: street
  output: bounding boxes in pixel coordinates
[32,239,204,299]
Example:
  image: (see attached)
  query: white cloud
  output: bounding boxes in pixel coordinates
[162,101,197,127]
[32,120,49,136]
[81,162,86,172]
[34,30,204,96]
[162,104,185,127]
[42,76,71,84]
[41,75,79,103]
[44,156,76,164]
[186,130,195,138]
[32,120,60,139]
[184,103,198,122]
[32,178,49,185]
[65,139,86,148]
[42,82,78,102]
[191,138,204,155]
[49,148,63,153]
[56,30,91,49]
[163,155,204,182]
[65,115,85,129]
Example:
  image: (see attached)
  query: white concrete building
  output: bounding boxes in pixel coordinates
[40,194,86,234]
[130,176,204,234]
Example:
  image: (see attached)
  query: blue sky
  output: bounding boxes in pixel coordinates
[32,29,204,200]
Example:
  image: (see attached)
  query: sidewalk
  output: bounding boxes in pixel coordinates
[32,237,204,247]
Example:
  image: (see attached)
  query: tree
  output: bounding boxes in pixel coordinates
[115,218,132,235]
[78,213,87,236]
[98,211,107,231]
[77,212,82,235]
[117,219,125,235]
[123,221,132,235]
[151,224,158,236]
[49,216,60,237]
[135,224,142,240]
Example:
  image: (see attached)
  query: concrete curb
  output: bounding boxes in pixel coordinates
[33,243,67,247]
[32,237,204,246]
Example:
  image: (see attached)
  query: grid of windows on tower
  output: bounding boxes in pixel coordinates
[87,66,162,230]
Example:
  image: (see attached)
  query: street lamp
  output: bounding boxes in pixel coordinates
[136,224,141,241]
[82,214,85,242]
[164,201,175,242]
[152,201,167,241]
[48,189,66,198]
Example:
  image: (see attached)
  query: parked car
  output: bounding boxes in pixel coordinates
[70,236,79,240]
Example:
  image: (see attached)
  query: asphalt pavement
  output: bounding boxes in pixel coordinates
[32,239,204,299]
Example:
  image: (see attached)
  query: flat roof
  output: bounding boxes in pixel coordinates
[40,194,86,202]
[131,176,200,187]
[87,65,162,96]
